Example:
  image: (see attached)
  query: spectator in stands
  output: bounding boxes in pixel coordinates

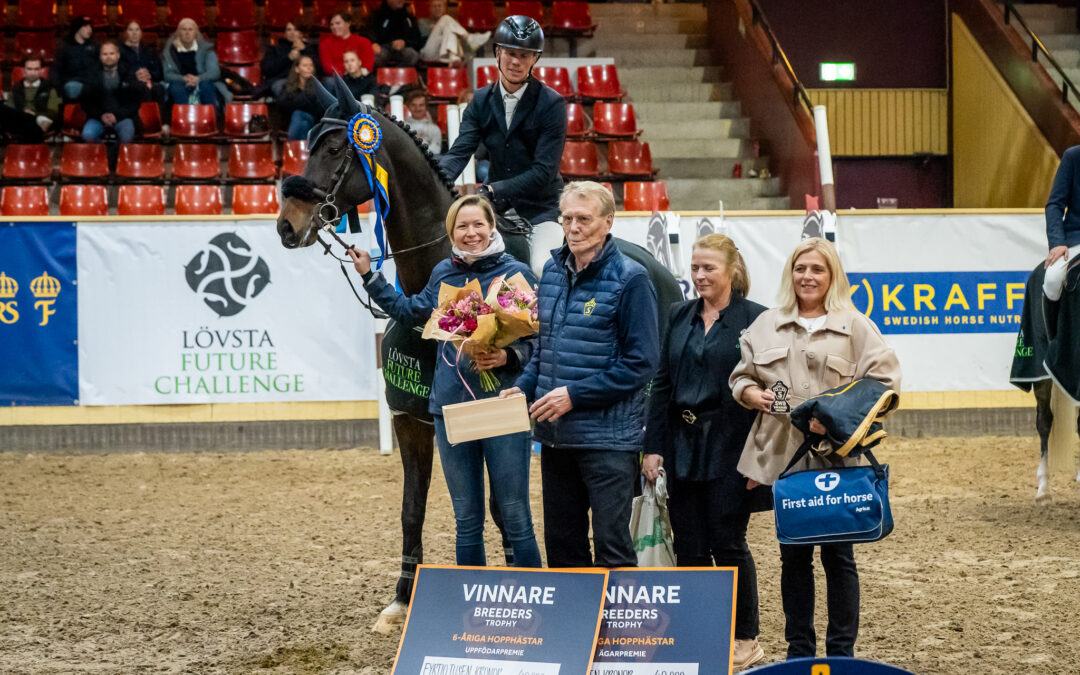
[440,16,567,276]
[277,56,325,141]
[162,18,224,108]
[319,12,374,83]
[419,0,490,64]
[501,181,660,568]
[643,233,768,670]
[56,17,100,101]
[341,50,377,100]
[368,0,423,67]
[81,41,145,143]
[404,89,442,155]
[119,22,166,106]
[261,22,320,98]
[0,57,61,142]
[731,237,900,660]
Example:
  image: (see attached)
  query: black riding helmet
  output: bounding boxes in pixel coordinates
[492,15,544,57]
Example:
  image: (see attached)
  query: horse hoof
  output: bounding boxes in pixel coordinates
[1036,491,1052,506]
[372,600,408,634]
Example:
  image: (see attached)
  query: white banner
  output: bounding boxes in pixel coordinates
[77,220,379,405]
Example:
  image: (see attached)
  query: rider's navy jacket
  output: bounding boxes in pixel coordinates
[516,236,660,452]
[1045,144,1080,248]
[363,252,537,415]
[439,77,567,224]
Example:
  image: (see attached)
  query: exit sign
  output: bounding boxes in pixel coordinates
[820,63,856,82]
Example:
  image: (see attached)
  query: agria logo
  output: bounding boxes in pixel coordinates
[185,233,271,317]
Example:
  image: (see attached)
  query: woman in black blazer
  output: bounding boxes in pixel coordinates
[643,233,768,670]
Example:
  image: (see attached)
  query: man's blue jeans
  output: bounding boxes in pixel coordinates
[433,416,542,568]
[288,110,315,141]
[83,117,135,143]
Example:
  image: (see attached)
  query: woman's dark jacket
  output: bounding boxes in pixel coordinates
[119,42,164,82]
[261,38,320,83]
[56,39,101,86]
[277,81,325,119]
[644,295,768,513]
[363,252,538,416]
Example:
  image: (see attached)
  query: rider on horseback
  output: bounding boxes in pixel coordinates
[438,15,568,276]
[1044,145,1080,302]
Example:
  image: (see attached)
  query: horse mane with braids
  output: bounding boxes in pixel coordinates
[389,113,461,199]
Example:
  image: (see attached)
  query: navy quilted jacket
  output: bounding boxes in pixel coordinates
[516,236,660,451]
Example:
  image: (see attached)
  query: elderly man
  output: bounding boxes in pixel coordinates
[503,181,660,568]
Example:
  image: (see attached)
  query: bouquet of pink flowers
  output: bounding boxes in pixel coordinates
[422,273,540,393]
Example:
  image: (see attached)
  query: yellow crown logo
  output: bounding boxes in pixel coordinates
[0,272,17,299]
[30,271,61,299]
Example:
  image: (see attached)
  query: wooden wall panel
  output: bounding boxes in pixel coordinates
[807,88,949,156]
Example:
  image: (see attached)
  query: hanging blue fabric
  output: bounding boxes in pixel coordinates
[347,112,391,270]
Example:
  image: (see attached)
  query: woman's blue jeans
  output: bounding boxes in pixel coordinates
[168,80,218,105]
[288,110,316,141]
[433,416,542,568]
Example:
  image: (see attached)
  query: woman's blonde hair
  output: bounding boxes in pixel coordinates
[170,18,204,49]
[776,237,853,313]
[692,233,750,296]
[445,194,496,238]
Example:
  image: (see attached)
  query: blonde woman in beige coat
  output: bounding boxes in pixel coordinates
[729,237,900,660]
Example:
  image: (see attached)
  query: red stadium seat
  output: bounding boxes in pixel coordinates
[410,1,431,19]
[117,0,161,31]
[171,104,219,138]
[116,143,165,179]
[232,184,281,214]
[3,144,53,180]
[217,31,260,65]
[61,104,89,138]
[14,33,58,63]
[560,140,598,178]
[592,102,639,139]
[577,65,624,101]
[1,186,51,216]
[11,66,51,89]
[427,67,469,101]
[534,66,573,98]
[228,143,276,180]
[359,0,383,21]
[565,102,590,139]
[313,1,353,30]
[224,102,271,137]
[456,1,497,32]
[16,0,58,30]
[61,144,110,179]
[68,0,109,28]
[138,102,163,138]
[172,144,222,179]
[622,181,670,212]
[60,185,109,216]
[175,185,224,215]
[264,0,305,29]
[476,65,499,89]
[215,0,256,30]
[117,185,167,215]
[377,67,419,88]
[607,140,654,177]
[551,1,594,35]
[229,64,263,96]
[505,1,544,24]
[166,0,209,29]
[281,140,309,175]
[436,104,448,133]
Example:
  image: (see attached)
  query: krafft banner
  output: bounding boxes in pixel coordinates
[393,565,609,674]
[0,221,79,406]
[593,568,737,675]
[76,221,379,405]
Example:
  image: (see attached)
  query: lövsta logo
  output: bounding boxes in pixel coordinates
[185,233,271,317]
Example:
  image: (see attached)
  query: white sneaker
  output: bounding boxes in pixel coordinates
[467,31,491,51]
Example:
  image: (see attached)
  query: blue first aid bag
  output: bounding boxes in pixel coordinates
[772,442,893,545]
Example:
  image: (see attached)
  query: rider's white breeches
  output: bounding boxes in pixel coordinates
[1043,243,1080,302]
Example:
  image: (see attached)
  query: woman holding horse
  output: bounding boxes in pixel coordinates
[730,237,900,659]
[346,195,543,568]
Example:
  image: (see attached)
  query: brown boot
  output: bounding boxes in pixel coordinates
[732,638,766,670]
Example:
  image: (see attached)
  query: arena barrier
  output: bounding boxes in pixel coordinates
[0,209,1048,444]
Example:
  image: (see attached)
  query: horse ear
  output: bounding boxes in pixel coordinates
[312,76,337,112]
[332,71,362,117]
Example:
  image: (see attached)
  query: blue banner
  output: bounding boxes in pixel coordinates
[393,565,608,674]
[0,222,79,405]
[593,568,736,674]
[847,271,1030,334]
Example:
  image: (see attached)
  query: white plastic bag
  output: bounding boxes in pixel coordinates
[630,468,676,567]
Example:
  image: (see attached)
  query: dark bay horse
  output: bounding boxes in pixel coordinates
[276,75,683,630]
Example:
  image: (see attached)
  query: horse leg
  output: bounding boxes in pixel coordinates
[374,413,435,633]
[1034,381,1054,505]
